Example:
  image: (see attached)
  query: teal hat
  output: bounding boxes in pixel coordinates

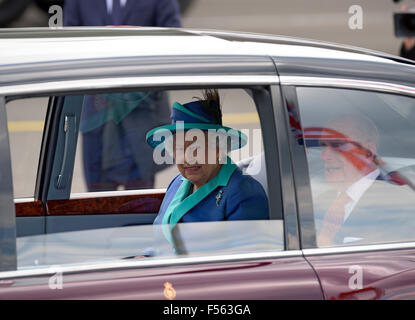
[146,100,247,151]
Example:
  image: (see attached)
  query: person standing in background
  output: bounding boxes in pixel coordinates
[63,0,182,191]
[400,36,415,60]
[399,4,415,61]
[64,0,181,29]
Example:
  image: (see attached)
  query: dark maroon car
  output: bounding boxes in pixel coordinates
[0,27,414,300]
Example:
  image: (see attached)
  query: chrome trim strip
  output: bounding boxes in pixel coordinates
[69,188,166,199]
[0,75,279,96]
[280,76,415,97]
[0,250,301,280]
[303,241,415,257]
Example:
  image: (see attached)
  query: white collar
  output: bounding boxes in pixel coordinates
[343,168,380,222]
[346,169,380,203]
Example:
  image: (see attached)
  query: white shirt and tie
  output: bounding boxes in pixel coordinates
[340,168,380,243]
[106,0,127,14]
[342,168,380,223]
[318,169,380,246]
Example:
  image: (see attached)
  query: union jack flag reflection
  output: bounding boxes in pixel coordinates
[301,115,410,190]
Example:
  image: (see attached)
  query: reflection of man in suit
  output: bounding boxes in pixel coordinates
[63,0,181,191]
[314,115,415,246]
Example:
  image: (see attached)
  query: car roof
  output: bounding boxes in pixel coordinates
[0,27,414,92]
[0,27,412,64]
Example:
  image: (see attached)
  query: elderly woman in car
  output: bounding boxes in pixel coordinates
[145,90,269,228]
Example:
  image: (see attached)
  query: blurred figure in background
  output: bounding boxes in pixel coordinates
[400,37,415,60]
[399,4,415,60]
[63,0,182,191]
[400,32,415,60]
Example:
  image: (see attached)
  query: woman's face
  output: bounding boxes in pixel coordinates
[173,133,222,190]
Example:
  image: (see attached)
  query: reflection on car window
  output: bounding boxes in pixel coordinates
[71,91,170,192]
[13,88,277,270]
[17,220,284,269]
[297,87,415,247]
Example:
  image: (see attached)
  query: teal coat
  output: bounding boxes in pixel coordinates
[154,163,269,226]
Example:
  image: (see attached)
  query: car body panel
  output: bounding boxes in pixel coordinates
[0,257,323,300]
[304,246,415,300]
[1,220,322,300]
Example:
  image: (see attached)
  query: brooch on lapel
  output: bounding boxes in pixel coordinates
[215,190,223,207]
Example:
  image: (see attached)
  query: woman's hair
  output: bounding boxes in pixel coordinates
[194,89,222,125]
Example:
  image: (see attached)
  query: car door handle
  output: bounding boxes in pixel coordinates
[56,115,76,189]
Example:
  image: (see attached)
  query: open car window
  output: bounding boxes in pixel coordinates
[10,86,285,271]
[70,89,267,194]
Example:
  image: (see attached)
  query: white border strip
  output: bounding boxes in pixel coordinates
[280,76,415,96]
[0,75,279,96]
[0,250,301,280]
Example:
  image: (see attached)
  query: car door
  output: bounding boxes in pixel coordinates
[281,77,415,300]
[0,54,323,299]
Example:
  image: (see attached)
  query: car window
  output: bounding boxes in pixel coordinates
[6,97,48,198]
[12,87,282,271]
[17,220,284,268]
[296,87,415,248]
[71,89,266,193]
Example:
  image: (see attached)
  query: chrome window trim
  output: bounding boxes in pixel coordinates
[281,76,415,251]
[0,250,301,280]
[0,75,279,96]
[303,241,415,257]
[279,76,415,97]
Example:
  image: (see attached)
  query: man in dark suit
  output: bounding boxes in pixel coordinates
[63,0,181,191]
[64,0,182,27]
[313,115,415,246]
[398,5,415,61]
